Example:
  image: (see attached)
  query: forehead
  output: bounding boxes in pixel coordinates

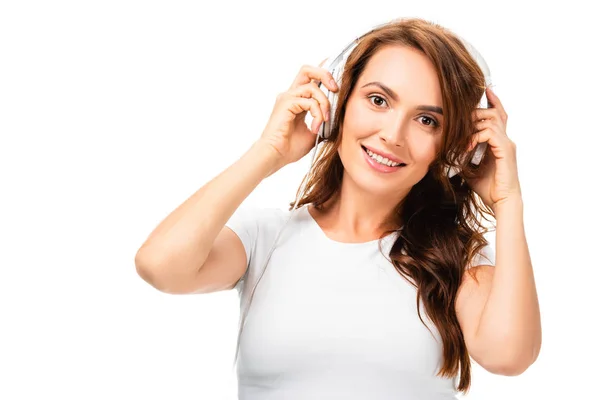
[358,45,442,107]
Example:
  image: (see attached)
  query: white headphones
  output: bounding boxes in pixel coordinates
[231,18,493,372]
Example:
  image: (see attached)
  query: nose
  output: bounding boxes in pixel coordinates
[378,113,407,147]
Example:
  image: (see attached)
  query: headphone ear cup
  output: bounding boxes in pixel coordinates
[319,88,338,140]
[318,62,344,140]
[316,82,328,140]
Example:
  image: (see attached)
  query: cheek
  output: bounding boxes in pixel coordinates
[344,99,374,133]
[412,140,437,160]
[410,138,441,169]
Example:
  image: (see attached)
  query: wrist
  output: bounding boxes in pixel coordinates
[492,196,523,214]
[249,140,285,177]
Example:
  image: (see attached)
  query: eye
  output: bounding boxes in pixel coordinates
[419,115,440,129]
[367,94,388,108]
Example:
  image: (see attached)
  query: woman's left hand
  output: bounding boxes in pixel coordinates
[464,86,522,212]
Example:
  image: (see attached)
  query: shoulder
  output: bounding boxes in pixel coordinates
[225,205,292,245]
[227,205,292,293]
[228,204,289,225]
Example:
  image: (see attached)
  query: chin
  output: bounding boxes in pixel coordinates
[352,163,403,195]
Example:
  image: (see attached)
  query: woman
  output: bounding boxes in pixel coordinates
[135,17,541,399]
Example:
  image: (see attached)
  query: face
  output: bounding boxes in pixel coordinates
[338,44,444,197]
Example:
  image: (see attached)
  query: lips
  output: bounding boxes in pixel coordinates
[361,145,406,166]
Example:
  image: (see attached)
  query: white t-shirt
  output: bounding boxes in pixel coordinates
[225,203,495,400]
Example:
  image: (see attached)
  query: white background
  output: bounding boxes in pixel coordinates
[1,0,598,399]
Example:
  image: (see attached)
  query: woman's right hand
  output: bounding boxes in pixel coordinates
[258,63,339,168]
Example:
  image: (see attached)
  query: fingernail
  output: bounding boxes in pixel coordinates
[330,79,338,89]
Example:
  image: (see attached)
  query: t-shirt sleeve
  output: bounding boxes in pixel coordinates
[468,229,496,268]
[224,205,288,294]
[224,206,259,293]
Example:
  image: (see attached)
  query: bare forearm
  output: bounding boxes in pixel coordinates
[135,140,282,277]
[476,197,541,370]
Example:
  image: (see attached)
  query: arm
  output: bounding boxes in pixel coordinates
[134,140,283,292]
[456,197,541,375]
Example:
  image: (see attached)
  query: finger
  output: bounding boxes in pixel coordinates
[473,118,502,133]
[286,96,323,134]
[485,86,508,121]
[289,82,331,121]
[472,107,503,121]
[468,128,490,151]
[289,64,338,93]
[468,126,508,152]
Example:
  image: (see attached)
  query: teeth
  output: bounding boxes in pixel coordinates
[365,148,401,167]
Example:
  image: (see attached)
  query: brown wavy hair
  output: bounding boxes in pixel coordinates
[288,18,495,393]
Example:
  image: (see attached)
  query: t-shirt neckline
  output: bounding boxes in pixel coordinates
[300,204,398,247]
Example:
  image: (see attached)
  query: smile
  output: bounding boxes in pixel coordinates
[361,145,406,173]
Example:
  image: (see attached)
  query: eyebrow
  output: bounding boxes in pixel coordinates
[360,81,444,116]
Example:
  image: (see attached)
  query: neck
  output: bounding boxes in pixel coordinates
[317,174,406,239]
